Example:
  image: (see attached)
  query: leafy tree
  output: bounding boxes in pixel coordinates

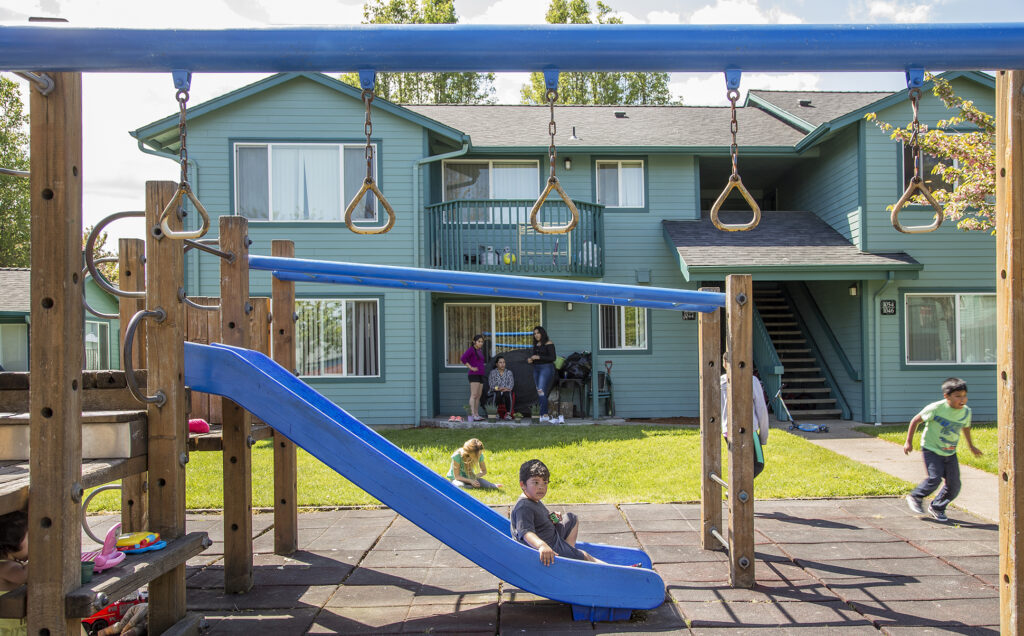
[0,75,30,267]
[340,0,495,104]
[866,74,995,232]
[83,226,119,286]
[520,0,674,106]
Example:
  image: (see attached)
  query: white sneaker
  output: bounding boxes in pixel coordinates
[539,414,551,423]
[554,415,565,424]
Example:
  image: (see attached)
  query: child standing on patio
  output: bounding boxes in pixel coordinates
[447,438,502,489]
[904,378,982,522]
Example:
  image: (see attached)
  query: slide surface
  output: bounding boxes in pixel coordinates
[184,342,664,617]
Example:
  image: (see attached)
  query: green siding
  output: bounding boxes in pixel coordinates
[778,127,861,243]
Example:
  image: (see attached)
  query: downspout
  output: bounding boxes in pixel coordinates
[412,139,470,424]
[872,271,894,425]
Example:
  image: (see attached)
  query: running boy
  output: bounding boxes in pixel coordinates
[510,459,596,565]
[904,377,982,522]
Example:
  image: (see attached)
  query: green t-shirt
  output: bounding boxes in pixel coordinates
[918,399,972,456]
[446,450,483,479]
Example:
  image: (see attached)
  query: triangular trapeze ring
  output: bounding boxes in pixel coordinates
[529,176,580,235]
[710,175,761,232]
[891,177,944,234]
[345,177,397,235]
[159,183,211,240]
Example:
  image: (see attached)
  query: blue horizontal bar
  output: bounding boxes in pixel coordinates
[2,24,1023,72]
[270,270,719,313]
[485,332,533,336]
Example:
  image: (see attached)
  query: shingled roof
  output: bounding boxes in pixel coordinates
[662,212,921,281]
[405,104,806,148]
[0,269,30,313]
[747,90,894,130]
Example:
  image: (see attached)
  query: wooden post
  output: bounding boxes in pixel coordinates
[271,240,299,555]
[725,274,755,588]
[27,71,84,636]
[145,181,188,633]
[698,287,722,550]
[996,69,1024,636]
[220,216,254,593]
[119,238,149,532]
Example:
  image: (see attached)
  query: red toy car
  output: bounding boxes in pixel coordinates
[81,589,147,636]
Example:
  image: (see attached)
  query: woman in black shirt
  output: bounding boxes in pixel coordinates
[527,325,559,423]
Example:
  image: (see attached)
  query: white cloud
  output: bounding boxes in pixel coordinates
[689,0,802,25]
[646,10,683,24]
[862,1,933,23]
[671,71,820,106]
[460,0,548,24]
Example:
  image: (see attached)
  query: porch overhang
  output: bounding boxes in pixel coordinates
[663,211,922,282]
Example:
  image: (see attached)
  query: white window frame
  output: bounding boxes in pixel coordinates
[598,305,648,351]
[84,320,109,370]
[443,302,543,368]
[440,159,540,201]
[595,159,645,208]
[904,292,995,365]
[233,142,379,222]
[900,139,961,193]
[295,298,381,378]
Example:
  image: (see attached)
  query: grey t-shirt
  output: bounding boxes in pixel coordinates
[509,495,585,560]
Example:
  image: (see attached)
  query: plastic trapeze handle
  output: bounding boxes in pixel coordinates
[529,176,580,235]
[710,174,761,232]
[159,183,211,240]
[891,177,944,234]
[344,177,397,235]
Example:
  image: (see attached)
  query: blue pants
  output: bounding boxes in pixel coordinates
[532,362,555,415]
[911,449,961,512]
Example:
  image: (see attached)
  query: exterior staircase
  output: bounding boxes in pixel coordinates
[753,285,843,420]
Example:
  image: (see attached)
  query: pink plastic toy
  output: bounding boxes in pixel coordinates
[82,522,126,573]
[188,418,210,434]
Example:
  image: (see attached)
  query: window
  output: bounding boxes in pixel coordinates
[596,160,644,208]
[235,143,377,222]
[84,321,109,370]
[0,323,28,372]
[901,143,958,193]
[444,303,542,367]
[442,160,539,222]
[599,305,647,350]
[905,293,995,364]
[295,299,380,377]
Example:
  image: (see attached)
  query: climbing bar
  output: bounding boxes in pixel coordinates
[709,527,729,551]
[271,270,719,313]
[12,70,52,94]
[0,167,29,178]
[708,472,729,491]
[2,24,1024,72]
[123,308,167,407]
[253,256,727,309]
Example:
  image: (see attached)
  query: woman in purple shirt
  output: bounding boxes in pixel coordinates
[460,334,487,422]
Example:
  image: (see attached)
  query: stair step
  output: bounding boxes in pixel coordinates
[768,330,802,336]
[774,339,807,344]
[783,377,827,383]
[777,348,811,354]
[780,357,815,363]
[759,312,793,317]
[764,321,798,327]
[783,387,832,394]
[784,398,837,405]
[784,367,821,373]
[788,409,842,417]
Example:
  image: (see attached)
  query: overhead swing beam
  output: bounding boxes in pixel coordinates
[2,23,1024,73]
[249,255,727,310]
[271,270,719,313]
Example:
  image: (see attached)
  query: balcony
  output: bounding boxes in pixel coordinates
[424,199,604,277]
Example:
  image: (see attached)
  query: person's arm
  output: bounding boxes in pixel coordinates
[522,530,556,566]
[478,457,488,477]
[535,342,556,364]
[460,349,479,373]
[904,414,924,454]
[451,459,479,487]
[962,427,983,456]
[753,378,770,445]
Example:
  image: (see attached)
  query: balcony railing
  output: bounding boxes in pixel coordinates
[424,198,604,277]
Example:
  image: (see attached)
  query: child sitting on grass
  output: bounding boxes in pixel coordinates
[0,510,28,635]
[510,459,597,565]
[446,438,502,489]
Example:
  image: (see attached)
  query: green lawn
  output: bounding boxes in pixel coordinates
[854,422,999,474]
[85,425,910,512]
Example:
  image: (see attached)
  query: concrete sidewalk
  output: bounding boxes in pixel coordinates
[780,417,999,522]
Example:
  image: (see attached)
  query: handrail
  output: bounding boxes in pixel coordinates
[790,282,862,381]
[751,305,787,421]
[123,308,167,407]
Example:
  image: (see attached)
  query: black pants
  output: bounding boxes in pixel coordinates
[492,391,513,412]
[911,449,961,512]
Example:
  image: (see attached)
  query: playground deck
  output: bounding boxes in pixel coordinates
[84,497,998,634]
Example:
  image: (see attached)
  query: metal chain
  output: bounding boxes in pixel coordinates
[727,89,740,178]
[175,89,190,186]
[908,87,922,182]
[546,89,558,180]
[362,89,375,180]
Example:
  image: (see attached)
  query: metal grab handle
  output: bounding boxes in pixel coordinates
[529,177,580,235]
[0,167,29,178]
[344,177,396,235]
[82,485,121,544]
[178,287,219,312]
[891,177,944,234]
[123,308,167,407]
[83,257,120,319]
[86,211,146,299]
[159,183,211,240]
[710,175,761,232]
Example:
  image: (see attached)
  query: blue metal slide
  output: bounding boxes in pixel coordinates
[184,342,665,621]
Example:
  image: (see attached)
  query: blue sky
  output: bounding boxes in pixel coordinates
[2,0,1022,239]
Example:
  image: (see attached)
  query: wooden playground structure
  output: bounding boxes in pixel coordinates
[0,25,1022,635]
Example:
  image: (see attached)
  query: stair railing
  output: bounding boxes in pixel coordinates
[752,306,789,421]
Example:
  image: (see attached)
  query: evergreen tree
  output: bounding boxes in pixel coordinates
[0,76,30,267]
[341,0,495,104]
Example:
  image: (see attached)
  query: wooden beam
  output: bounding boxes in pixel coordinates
[698,287,722,550]
[271,240,299,555]
[119,238,148,533]
[725,274,755,589]
[219,216,254,593]
[997,69,1024,636]
[144,181,188,633]
[27,71,84,636]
